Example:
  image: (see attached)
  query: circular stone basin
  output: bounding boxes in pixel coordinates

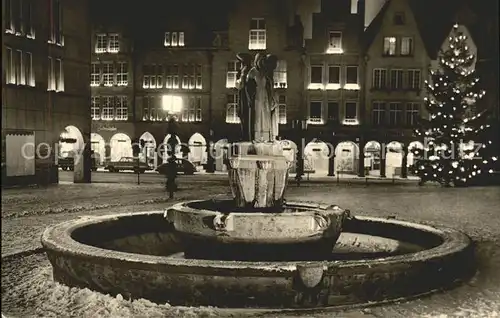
[41,210,474,309]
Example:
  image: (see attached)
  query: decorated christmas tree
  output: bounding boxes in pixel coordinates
[411,24,497,186]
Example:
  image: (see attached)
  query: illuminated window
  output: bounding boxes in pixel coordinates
[48,0,63,45]
[196,65,202,89]
[406,103,420,126]
[249,18,266,50]
[277,95,287,124]
[143,96,164,121]
[101,96,114,120]
[327,31,342,53]
[25,52,34,86]
[116,62,128,86]
[181,96,202,122]
[407,69,421,90]
[162,95,183,114]
[401,37,413,56]
[389,102,403,126]
[345,66,359,89]
[143,64,162,88]
[372,68,387,89]
[226,94,240,123]
[115,96,128,120]
[226,61,240,88]
[5,47,14,84]
[91,97,101,120]
[108,34,119,53]
[102,62,114,86]
[372,102,386,125]
[182,64,196,89]
[55,58,64,92]
[95,34,106,53]
[273,60,287,88]
[383,37,396,55]
[91,62,100,86]
[4,48,33,86]
[390,69,404,89]
[308,101,323,124]
[164,32,185,47]
[47,57,55,90]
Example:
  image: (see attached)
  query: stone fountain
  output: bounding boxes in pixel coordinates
[41,52,475,311]
[166,52,348,261]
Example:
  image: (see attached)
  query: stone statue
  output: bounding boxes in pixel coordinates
[236,52,279,143]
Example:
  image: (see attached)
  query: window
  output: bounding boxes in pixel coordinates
[143,96,163,121]
[389,102,403,125]
[95,34,106,53]
[16,50,23,85]
[143,64,162,89]
[5,48,14,84]
[345,102,357,119]
[5,0,34,37]
[115,96,128,120]
[372,68,387,89]
[406,103,420,126]
[55,58,64,92]
[407,69,421,90]
[226,61,240,88]
[49,0,63,45]
[401,37,413,56]
[108,34,119,53]
[249,18,266,50]
[91,97,100,120]
[393,12,405,25]
[116,62,128,86]
[101,97,114,120]
[47,57,55,90]
[327,101,339,122]
[91,63,100,86]
[372,102,386,125]
[24,52,34,86]
[345,66,358,88]
[308,101,323,124]
[327,31,342,53]
[182,64,197,89]
[181,96,202,122]
[165,65,180,89]
[277,95,287,124]
[102,62,114,86]
[273,60,287,88]
[195,65,202,89]
[390,69,404,89]
[5,0,13,33]
[23,0,34,38]
[327,66,340,86]
[383,37,396,55]
[310,65,323,84]
[164,31,185,47]
[226,94,240,123]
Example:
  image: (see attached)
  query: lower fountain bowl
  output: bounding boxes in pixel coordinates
[41,211,474,309]
[165,200,349,261]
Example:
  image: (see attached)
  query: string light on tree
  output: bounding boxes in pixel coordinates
[410,23,495,187]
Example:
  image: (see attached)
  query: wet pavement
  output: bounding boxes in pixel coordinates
[1,177,500,317]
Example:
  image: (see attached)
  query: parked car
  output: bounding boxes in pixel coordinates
[105,157,150,173]
[155,158,196,175]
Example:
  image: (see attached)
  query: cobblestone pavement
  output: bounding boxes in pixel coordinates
[2,179,500,317]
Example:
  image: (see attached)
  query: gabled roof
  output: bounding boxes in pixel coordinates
[362,0,469,59]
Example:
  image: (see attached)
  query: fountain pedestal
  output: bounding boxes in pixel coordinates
[166,142,348,260]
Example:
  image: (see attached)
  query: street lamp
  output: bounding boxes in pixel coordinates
[162,94,183,198]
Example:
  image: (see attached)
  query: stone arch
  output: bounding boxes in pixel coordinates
[335,141,359,175]
[110,133,132,162]
[385,141,404,178]
[407,141,424,170]
[304,140,331,175]
[139,132,157,166]
[59,125,85,182]
[162,134,182,161]
[188,133,207,166]
[280,139,297,173]
[363,140,381,176]
[90,133,105,166]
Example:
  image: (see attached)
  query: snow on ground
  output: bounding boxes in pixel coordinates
[2,178,500,317]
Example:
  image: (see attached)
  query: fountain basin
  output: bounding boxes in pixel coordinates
[41,211,474,309]
[165,200,348,260]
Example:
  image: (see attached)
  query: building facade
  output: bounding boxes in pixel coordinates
[89,0,497,177]
[2,0,91,186]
